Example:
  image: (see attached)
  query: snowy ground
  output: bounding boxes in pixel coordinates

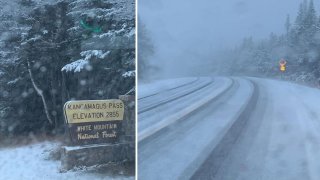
[0,141,134,180]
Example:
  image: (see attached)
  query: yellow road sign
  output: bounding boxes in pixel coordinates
[279,58,287,72]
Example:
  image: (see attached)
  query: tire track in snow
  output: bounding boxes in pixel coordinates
[139,78,213,114]
[191,78,259,179]
[138,78,199,100]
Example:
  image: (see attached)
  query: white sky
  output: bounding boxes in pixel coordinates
[139,0,320,77]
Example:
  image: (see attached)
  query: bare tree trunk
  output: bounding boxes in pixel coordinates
[27,60,53,125]
[50,76,58,129]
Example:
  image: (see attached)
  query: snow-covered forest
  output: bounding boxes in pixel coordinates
[0,0,135,138]
[217,0,320,86]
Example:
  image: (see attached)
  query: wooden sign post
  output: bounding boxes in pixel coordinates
[64,99,125,145]
[60,97,135,171]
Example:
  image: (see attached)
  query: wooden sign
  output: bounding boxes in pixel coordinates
[64,99,124,145]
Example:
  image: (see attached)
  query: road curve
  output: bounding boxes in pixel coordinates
[138,77,212,114]
[139,77,255,179]
[138,77,320,180]
[193,77,320,180]
[138,77,233,141]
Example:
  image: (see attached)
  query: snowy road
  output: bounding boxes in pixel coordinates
[138,77,320,180]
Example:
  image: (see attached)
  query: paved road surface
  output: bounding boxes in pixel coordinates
[138,77,320,180]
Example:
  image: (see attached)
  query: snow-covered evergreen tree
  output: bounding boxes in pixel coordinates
[285,15,291,37]
[220,0,320,85]
[63,0,135,98]
[0,0,135,135]
[138,17,154,81]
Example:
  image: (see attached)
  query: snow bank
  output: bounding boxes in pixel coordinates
[0,141,134,180]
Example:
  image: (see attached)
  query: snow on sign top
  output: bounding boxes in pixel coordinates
[64,99,124,124]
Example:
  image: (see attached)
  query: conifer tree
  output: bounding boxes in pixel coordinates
[138,18,154,81]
